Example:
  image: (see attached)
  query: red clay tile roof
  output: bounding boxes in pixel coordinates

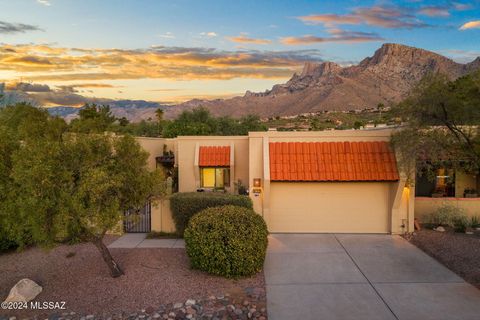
[269,141,399,182]
[199,146,231,167]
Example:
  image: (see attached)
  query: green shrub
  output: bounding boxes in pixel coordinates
[184,205,268,278]
[0,234,17,252]
[454,215,471,233]
[0,223,31,252]
[170,192,253,235]
[470,216,480,228]
[427,204,466,228]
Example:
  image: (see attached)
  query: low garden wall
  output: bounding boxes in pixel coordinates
[415,197,480,221]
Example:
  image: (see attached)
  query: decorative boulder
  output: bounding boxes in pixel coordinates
[3,278,42,303]
[434,226,446,232]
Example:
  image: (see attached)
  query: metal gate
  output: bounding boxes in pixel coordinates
[123,202,151,233]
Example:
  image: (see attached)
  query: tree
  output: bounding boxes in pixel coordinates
[155,108,164,135]
[118,117,130,127]
[70,103,116,133]
[1,103,165,277]
[391,71,480,181]
[162,108,267,138]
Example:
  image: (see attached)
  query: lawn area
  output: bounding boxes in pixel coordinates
[0,236,265,318]
[405,230,480,289]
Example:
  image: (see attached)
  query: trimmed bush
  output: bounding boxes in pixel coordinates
[427,204,467,228]
[170,192,253,235]
[0,234,17,252]
[184,205,268,278]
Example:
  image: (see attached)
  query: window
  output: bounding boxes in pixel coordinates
[200,167,230,189]
[416,168,455,197]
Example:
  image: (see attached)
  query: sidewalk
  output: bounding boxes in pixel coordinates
[108,233,185,249]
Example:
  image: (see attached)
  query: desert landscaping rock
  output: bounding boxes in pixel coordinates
[3,279,42,303]
[0,289,267,320]
[406,230,480,288]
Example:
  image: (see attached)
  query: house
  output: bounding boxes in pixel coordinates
[135,129,419,234]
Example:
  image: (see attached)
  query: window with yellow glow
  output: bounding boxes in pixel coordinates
[200,167,230,189]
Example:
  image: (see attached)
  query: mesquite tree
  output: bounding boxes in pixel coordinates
[391,70,480,182]
[0,103,164,277]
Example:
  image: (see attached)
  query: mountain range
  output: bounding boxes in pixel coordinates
[44,43,480,121]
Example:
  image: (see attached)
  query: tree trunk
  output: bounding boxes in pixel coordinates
[93,238,124,278]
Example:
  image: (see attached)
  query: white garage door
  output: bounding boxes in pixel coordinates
[269,182,390,233]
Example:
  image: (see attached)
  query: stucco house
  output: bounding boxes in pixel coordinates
[129,128,479,235]
[132,129,428,235]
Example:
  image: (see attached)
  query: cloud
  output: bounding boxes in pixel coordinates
[200,32,218,37]
[418,6,450,17]
[68,83,117,88]
[37,0,51,6]
[453,3,472,11]
[148,88,183,92]
[442,49,480,63]
[298,5,427,29]
[0,43,323,81]
[0,21,43,34]
[281,29,384,45]
[159,32,175,39]
[459,20,480,30]
[226,35,272,45]
[6,82,52,92]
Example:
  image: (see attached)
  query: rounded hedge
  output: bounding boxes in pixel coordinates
[170,192,253,236]
[184,205,268,278]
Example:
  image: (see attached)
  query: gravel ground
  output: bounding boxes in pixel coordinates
[405,230,480,288]
[0,236,265,318]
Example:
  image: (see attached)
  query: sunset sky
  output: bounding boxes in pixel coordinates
[0,0,479,106]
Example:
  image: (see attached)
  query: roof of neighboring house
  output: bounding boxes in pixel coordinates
[199,146,230,167]
[269,141,399,182]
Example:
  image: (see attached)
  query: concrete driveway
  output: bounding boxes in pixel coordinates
[265,234,480,320]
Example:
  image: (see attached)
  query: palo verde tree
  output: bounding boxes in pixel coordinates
[391,70,480,181]
[1,103,165,277]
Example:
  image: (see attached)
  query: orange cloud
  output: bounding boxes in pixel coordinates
[459,20,480,30]
[226,35,272,45]
[1,43,321,81]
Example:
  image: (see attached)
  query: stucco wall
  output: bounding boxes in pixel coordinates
[135,137,175,170]
[415,197,480,220]
[151,198,176,233]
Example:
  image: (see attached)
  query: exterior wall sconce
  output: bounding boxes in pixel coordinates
[252,178,262,196]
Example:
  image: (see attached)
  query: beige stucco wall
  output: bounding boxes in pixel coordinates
[176,136,249,193]
[415,197,480,221]
[151,198,176,233]
[135,137,176,170]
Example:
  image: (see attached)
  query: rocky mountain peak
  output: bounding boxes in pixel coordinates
[300,61,342,78]
[361,43,455,67]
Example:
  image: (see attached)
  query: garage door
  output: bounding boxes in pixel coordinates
[269,182,390,233]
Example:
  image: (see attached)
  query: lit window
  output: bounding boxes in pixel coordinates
[201,167,230,189]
